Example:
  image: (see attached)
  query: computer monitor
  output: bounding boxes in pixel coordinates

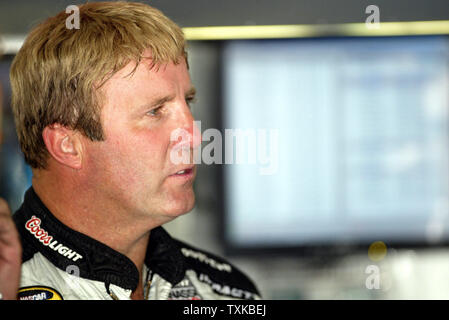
[221,36,449,255]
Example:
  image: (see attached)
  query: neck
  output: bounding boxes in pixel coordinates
[32,170,154,299]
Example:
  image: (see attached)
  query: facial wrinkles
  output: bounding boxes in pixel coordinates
[91,58,193,191]
[143,63,194,168]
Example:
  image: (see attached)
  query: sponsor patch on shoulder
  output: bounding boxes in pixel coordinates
[18,286,63,300]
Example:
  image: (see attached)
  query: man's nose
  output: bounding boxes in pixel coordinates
[191,120,202,150]
[177,105,202,150]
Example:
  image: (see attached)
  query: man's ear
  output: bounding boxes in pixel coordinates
[42,124,83,170]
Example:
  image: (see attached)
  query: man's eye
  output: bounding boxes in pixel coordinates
[146,106,163,116]
[186,96,197,108]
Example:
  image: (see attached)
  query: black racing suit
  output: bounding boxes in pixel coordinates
[13,187,260,300]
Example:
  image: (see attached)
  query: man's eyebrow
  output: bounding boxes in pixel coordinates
[185,87,196,97]
[151,87,196,106]
[138,87,197,111]
[150,95,175,108]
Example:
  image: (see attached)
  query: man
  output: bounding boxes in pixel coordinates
[10,1,260,300]
[0,200,21,300]
[0,81,3,146]
[0,58,21,300]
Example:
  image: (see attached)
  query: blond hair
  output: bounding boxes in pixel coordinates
[10,1,186,169]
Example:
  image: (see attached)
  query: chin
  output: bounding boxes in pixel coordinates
[161,192,196,217]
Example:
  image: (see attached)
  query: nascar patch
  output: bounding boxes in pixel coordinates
[18,286,63,300]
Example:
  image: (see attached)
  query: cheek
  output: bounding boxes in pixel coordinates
[105,129,171,173]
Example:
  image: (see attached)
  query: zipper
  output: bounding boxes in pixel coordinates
[105,282,120,300]
[144,269,153,300]
[105,270,153,300]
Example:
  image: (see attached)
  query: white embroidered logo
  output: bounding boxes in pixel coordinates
[25,215,83,262]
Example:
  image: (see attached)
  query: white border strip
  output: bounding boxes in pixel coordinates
[0,34,26,54]
[1,20,449,54]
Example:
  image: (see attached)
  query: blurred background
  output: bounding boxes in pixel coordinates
[1,0,449,299]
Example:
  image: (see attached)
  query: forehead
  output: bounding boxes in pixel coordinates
[100,54,191,109]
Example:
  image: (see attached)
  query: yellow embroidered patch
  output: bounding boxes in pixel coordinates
[18,286,63,300]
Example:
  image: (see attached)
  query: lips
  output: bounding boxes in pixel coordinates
[175,169,190,175]
[170,166,195,177]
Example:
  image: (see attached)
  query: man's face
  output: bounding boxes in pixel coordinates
[82,51,200,224]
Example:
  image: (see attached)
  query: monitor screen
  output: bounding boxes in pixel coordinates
[222,36,449,254]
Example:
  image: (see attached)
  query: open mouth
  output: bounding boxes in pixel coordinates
[171,166,195,177]
[175,168,192,175]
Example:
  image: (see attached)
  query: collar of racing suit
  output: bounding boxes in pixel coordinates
[14,187,187,292]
